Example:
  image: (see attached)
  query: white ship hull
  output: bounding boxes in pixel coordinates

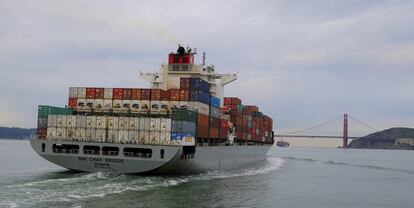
[30,139,272,174]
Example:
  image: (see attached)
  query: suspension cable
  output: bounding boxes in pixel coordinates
[348,115,378,132]
[284,115,343,135]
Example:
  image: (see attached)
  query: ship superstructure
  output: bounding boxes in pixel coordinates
[31,46,274,174]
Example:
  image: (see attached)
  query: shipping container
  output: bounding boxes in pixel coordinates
[95,129,106,142]
[169,101,180,110]
[123,88,132,100]
[131,88,141,100]
[128,117,139,130]
[46,128,56,140]
[66,128,76,141]
[189,90,210,105]
[56,127,67,139]
[38,105,73,117]
[210,106,220,118]
[150,118,161,131]
[169,89,180,101]
[139,117,150,131]
[118,130,128,143]
[224,97,241,105]
[121,100,131,112]
[47,115,57,128]
[86,116,96,128]
[96,116,106,129]
[76,99,86,111]
[197,114,209,138]
[77,87,86,99]
[151,89,161,100]
[86,88,96,99]
[103,100,113,112]
[209,128,219,139]
[172,109,197,122]
[113,88,124,100]
[179,101,189,109]
[150,101,161,113]
[67,115,77,128]
[141,89,151,100]
[85,99,95,111]
[68,98,77,109]
[161,118,172,132]
[180,77,190,89]
[75,128,86,141]
[139,100,150,113]
[128,130,139,144]
[112,100,122,112]
[108,116,119,129]
[118,117,128,129]
[76,115,86,128]
[107,129,118,143]
[104,88,113,99]
[160,90,170,100]
[188,102,209,115]
[159,101,169,114]
[130,100,140,112]
[57,115,67,128]
[179,89,189,101]
[94,99,104,112]
[69,87,78,98]
[189,78,210,92]
[210,95,220,108]
[95,88,105,99]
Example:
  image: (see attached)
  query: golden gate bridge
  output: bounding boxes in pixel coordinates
[274,114,379,148]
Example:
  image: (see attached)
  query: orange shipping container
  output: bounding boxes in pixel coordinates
[160,90,170,100]
[141,89,151,100]
[123,88,132,99]
[169,89,180,101]
[209,128,219,139]
[151,89,161,100]
[197,125,209,138]
[179,89,189,101]
[131,88,142,100]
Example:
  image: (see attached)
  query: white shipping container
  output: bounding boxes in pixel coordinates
[128,130,139,144]
[108,116,119,129]
[85,128,96,142]
[130,100,140,113]
[104,88,113,99]
[56,128,66,139]
[103,99,113,112]
[77,87,86,99]
[94,99,104,112]
[76,99,87,111]
[159,101,169,114]
[121,100,131,112]
[95,129,106,143]
[96,116,106,129]
[57,115,67,128]
[139,100,150,112]
[118,130,128,143]
[149,131,156,144]
[179,101,189,109]
[128,117,139,130]
[47,115,57,128]
[76,115,86,128]
[139,117,150,131]
[161,118,172,132]
[118,117,128,129]
[69,87,78,98]
[47,127,57,140]
[150,118,161,131]
[138,131,145,144]
[85,99,95,111]
[67,115,77,128]
[112,100,122,112]
[160,131,171,145]
[107,129,118,143]
[169,101,180,110]
[75,128,85,141]
[198,102,210,116]
[150,101,161,114]
[66,128,76,141]
[145,131,150,143]
[86,116,96,128]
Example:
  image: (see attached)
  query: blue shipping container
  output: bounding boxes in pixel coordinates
[190,78,210,93]
[210,96,220,108]
[190,90,211,105]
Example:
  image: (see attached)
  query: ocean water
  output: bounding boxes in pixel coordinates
[0,139,413,208]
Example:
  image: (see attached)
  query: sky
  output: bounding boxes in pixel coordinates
[1,0,413,136]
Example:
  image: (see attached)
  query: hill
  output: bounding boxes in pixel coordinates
[348,127,414,150]
[0,127,36,139]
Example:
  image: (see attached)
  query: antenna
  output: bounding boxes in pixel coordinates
[202,52,206,65]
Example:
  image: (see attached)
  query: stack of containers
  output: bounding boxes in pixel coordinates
[223,98,273,143]
[171,109,197,140]
[37,106,73,139]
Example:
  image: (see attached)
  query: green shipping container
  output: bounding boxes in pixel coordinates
[38,105,73,118]
[237,104,244,111]
[171,109,197,122]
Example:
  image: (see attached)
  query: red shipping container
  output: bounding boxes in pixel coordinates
[197,114,209,126]
[95,88,105,99]
[37,128,47,139]
[180,77,190,89]
[123,88,132,99]
[179,89,189,101]
[209,128,219,139]
[224,97,241,105]
[68,98,77,109]
[131,89,142,100]
[219,127,228,139]
[141,89,151,100]
[160,90,170,100]
[151,89,161,100]
[113,88,124,100]
[220,119,228,128]
[86,88,96,99]
[169,89,180,101]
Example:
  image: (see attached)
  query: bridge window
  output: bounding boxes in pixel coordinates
[84,145,100,155]
[123,148,152,158]
[102,146,119,156]
[52,144,79,154]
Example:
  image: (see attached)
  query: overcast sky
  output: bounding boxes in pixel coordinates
[1,0,413,135]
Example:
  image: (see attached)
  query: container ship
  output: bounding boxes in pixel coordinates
[31,46,274,174]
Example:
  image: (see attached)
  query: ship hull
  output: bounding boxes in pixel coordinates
[30,139,272,174]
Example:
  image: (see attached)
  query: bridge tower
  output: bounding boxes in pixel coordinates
[343,114,348,148]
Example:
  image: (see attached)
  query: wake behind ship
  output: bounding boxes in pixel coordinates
[31,46,275,174]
